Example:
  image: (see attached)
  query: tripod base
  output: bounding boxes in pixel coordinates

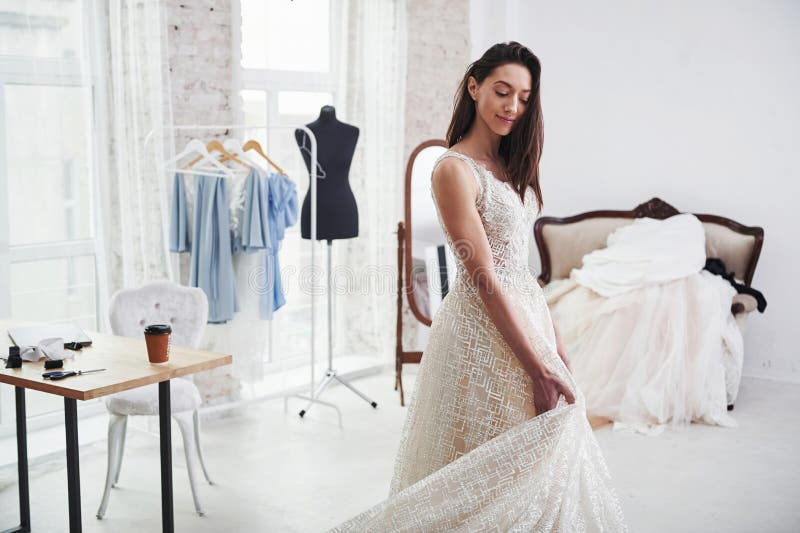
[298,369,377,419]
[287,394,343,427]
[295,241,377,423]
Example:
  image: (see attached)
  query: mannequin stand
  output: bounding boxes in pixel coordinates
[299,240,378,418]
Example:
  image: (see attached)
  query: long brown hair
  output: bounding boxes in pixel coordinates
[446,41,544,210]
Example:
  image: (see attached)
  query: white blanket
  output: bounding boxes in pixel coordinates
[571,213,706,297]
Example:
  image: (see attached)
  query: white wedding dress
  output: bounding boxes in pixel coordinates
[544,214,743,434]
[331,151,627,532]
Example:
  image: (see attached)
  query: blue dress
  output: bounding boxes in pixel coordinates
[261,172,299,319]
[170,172,238,323]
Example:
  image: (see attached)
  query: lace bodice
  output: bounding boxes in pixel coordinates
[431,150,539,288]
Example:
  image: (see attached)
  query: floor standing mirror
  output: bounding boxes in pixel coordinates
[395,139,449,405]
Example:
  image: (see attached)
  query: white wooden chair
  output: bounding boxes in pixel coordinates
[97,281,213,518]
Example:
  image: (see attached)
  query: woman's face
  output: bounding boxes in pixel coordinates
[468,63,532,137]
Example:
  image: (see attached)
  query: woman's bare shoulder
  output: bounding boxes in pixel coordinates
[433,152,481,203]
[432,156,479,200]
[433,154,470,180]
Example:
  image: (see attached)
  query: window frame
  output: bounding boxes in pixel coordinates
[236,0,343,126]
[0,1,107,436]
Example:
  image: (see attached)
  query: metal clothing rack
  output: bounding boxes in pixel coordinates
[144,123,341,420]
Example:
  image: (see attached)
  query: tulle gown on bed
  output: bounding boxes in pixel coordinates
[543,214,744,434]
[331,151,627,532]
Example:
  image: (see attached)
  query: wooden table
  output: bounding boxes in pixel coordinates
[0,321,231,533]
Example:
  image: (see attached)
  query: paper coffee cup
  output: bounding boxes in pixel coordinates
[144,324,172,363]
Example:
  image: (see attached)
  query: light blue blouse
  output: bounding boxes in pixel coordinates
[261,172,299,319]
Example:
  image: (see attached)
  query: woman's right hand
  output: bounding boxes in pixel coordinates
[530,367,575,415]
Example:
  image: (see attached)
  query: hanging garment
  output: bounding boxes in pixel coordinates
[170,171,190,253]
[230,169,298,320]
[332,150,626,531]
[203,168,272,383]
[236,168,271,254]
[544,214,744,433]
[260,172,298,320]
[170,172,238,323]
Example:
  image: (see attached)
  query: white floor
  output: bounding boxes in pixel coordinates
[0,370,798,532]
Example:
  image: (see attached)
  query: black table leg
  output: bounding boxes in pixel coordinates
[2,387,31,533]
[159,380,173,533]
[16,387,30,532]
[64,398,81,532]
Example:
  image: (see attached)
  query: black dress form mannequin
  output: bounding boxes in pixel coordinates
[294,105,359,241]
[293,106,377,418]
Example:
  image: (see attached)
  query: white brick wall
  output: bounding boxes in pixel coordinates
[404,0,471,159]
[165,0,240,406]
[401,0,471,351]
[166,0,234,149]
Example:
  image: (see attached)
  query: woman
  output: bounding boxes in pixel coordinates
[333,42,627,532]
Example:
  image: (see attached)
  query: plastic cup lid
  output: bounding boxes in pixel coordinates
[144,324,172,335]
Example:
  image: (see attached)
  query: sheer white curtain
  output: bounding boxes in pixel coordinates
[94,0,172,299]
[337,0,408,360]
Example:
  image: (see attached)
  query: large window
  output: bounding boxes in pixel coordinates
[238,0,341,372]
[240,0,331,72]
[0,0,102,430]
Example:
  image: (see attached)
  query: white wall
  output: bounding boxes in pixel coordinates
[471,0,800,382]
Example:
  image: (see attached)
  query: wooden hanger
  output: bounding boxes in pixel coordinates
[242,139,286,175]
[183,139,247,169]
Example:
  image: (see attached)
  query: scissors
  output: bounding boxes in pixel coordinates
[42,369,106,380]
